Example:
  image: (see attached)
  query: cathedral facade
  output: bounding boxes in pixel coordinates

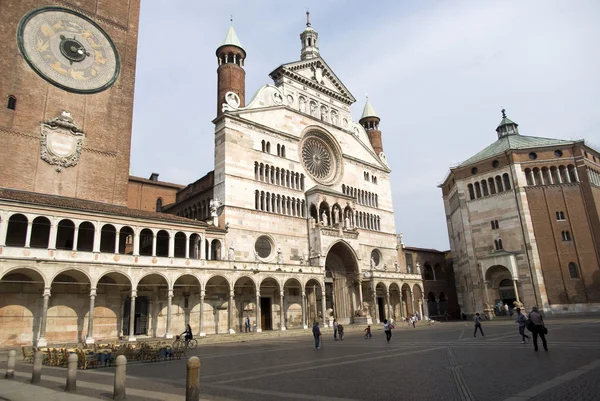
[0,3,423,347]
[440,112,600,318]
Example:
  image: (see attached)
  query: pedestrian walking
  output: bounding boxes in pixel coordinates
[516,308,529,344]
[364,325,372,339]
[473,313,484,337]
[245,316,250,333]
[312,321,321,349]
[383,319,392,343]
[504,303,510,316]
[337,324,344,340]
[333,319,338,341]
[528,307,548,352]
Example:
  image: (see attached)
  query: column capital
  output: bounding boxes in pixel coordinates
[256,291,261,297]
[302,292,306,297]
[131,290,137,298]
[229,290,235,298]
[280,290,284,297]
[43,287,51,297]
[90,288,97,297]
[168,289,174,298]
[200,290,206,298]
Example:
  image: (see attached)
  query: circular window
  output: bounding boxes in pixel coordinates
[471,167,478,175]
[300,131,342,185]
[254,236,272,259]
[370,249,381,267]
[529,152,538,160]
[554,150,563,157]
[492,160,499,168]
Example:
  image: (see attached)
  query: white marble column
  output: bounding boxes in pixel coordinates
[358,281,364,310]
[321,286,328,327]
[48,218,57,250]
[92,223,101,252]
[37,287,51,347]
[185,235,190,259]
[513,279,521,303]
[199,290,206,337]
[168,231,174,258]
[386,291,391,320]
[301,291,307,329]
[165,289,173,339]
[255,291,262,332]
[422,295,428,318]
[151,234,157,257]
[24,221,32,248]
[207,240,212,261]
[280,291,286,331]
[133,230,140,256]
[114,231,120,254]
[86,288,96,344]
[373,292,379,323]
[228,291,235,334]
[0,213,7,247]
[410,291,415,316]
[128,290,137,342]
[399,291,404,319]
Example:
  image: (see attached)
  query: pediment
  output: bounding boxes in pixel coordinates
[269,57,356,105]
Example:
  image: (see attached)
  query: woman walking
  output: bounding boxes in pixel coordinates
[473,313,484,337]
[516,308,530,344]
[528,307,548,352]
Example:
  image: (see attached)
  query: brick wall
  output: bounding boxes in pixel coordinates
[127,177,182,212]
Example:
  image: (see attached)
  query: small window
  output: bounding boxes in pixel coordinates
[255,236,273,259]
[568,262,579,279]
[370,249,381,267]
[584,151,588,158]
[266,142,271,153]
[556,211,565,221]
[494,239,504,250]
[471,167,478,175]
[492,160,499,168]
[529,152,538,160]
[7,95,16,110]
[261,140,266,152]
[561,231,572,241]
[281,145,286,158]
[490,220,499,230]
[554,150,563,157]
[156,198,163,212]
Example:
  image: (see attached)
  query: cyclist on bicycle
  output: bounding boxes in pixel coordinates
[181,324,193,345]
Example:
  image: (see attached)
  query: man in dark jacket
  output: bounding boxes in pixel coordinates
[529,307,548,351]
[312,321,321,349]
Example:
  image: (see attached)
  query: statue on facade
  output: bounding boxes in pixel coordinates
[344,216,350,229]
[228,242,235,261]
[416,262,421,275]
[299,97,306,113]
[277,248,283,264]
[394,262,399,273]
[310,101,318,117]
[331,111,339,126]
[321,211,328,226]
[370,257,376,269]
[209,198,222,217]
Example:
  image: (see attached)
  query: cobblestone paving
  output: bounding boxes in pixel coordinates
[3,316,600,401]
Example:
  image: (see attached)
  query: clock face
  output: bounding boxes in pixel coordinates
[17,7,120,94]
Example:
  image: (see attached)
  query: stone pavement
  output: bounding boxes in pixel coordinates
[1,316,599,400]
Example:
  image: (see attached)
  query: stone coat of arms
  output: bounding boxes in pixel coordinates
[40,111,84,171]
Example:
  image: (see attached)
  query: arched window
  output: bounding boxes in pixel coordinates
[261,140,266,152]
[568,262,579,279]
[468,184,475,200]
[542,167,551,184]
[423,263,434,280]
[525,168,534,186]
[488,177,496,194]
[559,165,569,183]
[281,145,286,158]
[550,166,560,184]
[561,231,572,241]
[496,175,504,192]
[7,95,16,110]
[567,164,578,182]
[503,173,511,190]
[533,168,542,185]
[495,239,503,250]
[156,198,163,212]
[481,180,489,196]
[277,144,281,156]
[266,142,271,153]
[474,182,482,198]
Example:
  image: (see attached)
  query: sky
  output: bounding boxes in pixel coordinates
[130,0,600,251]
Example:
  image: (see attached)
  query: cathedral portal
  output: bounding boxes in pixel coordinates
[324,241,360,324]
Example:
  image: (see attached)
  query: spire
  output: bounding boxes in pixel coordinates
[300,11,319,60]
[361,96,379,119]
[220,24,243,51]
[496,108,519,138]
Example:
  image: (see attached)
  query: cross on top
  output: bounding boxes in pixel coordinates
[501,108,507,118]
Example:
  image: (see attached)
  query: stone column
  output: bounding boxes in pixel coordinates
[301,291,307,329]
[133,230,140,256]
[255,291,262,332]
[0,212,7,247]
[358,281,364,310]
[37,287,51,347]
[168,231,174,258]
[72,226,80,251]
[151,234,157,257]
[386,291,391,320]
[321,286,328,327]
[128,291,137,342]
[207,240,212,261]
[92,223,101,253]
[114,231,120,254]
[410,291,415,316]
[48,218,57,250]
[373,291,379,323]
[200,237,206,260]
[25,221,32,248]
[199,290,206,337]
[280,291,286,331]
[399,291,404,319]
[513,279,521,303]
[422,295,428,318]
[228,291,235,334]
[185,235,190,259]
[165,289,173,339]
[85,288,96,344]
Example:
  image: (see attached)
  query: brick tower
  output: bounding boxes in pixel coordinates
[0,0,140,206]
[359,98,383,155]
[216,24,246,117]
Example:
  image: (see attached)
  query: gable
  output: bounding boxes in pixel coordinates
[269,57,356,105]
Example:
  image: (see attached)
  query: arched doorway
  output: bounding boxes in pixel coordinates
[134,274,169,337]
[485,265,516,315]
[204,276,229,334]
[49,269,91,343]
[172,274,201,335]
[324,241,359,324]
[259,278,280,330]
[96,272,132,339]
[233,276,256,332]
[305,279,324,326]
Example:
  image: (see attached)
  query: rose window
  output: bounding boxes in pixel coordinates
[302,138,331,179]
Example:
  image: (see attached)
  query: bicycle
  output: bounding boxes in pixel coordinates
[172,335,197,350]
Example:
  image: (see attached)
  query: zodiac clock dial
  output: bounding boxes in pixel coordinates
[17,7,120,94]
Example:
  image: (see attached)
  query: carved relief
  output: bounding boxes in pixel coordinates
[40,111,84,171]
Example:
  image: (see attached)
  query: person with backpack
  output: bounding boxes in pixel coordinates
[516,307,529,344]
[383,319,392,343]
[528,306,548,352]
[337,324,344,340]
[474,313,484,337]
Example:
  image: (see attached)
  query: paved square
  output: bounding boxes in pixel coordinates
[5,317,600,401]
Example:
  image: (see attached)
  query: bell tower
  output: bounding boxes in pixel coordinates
[300,11,319,60]
[359,98,383,155]
[216,23,246,117]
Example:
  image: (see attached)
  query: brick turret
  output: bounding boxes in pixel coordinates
[359,98,383,155]
[216,25,246,117]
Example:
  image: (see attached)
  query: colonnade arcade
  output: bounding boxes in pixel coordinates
[371,282,425,322]
[0,265,335,347]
